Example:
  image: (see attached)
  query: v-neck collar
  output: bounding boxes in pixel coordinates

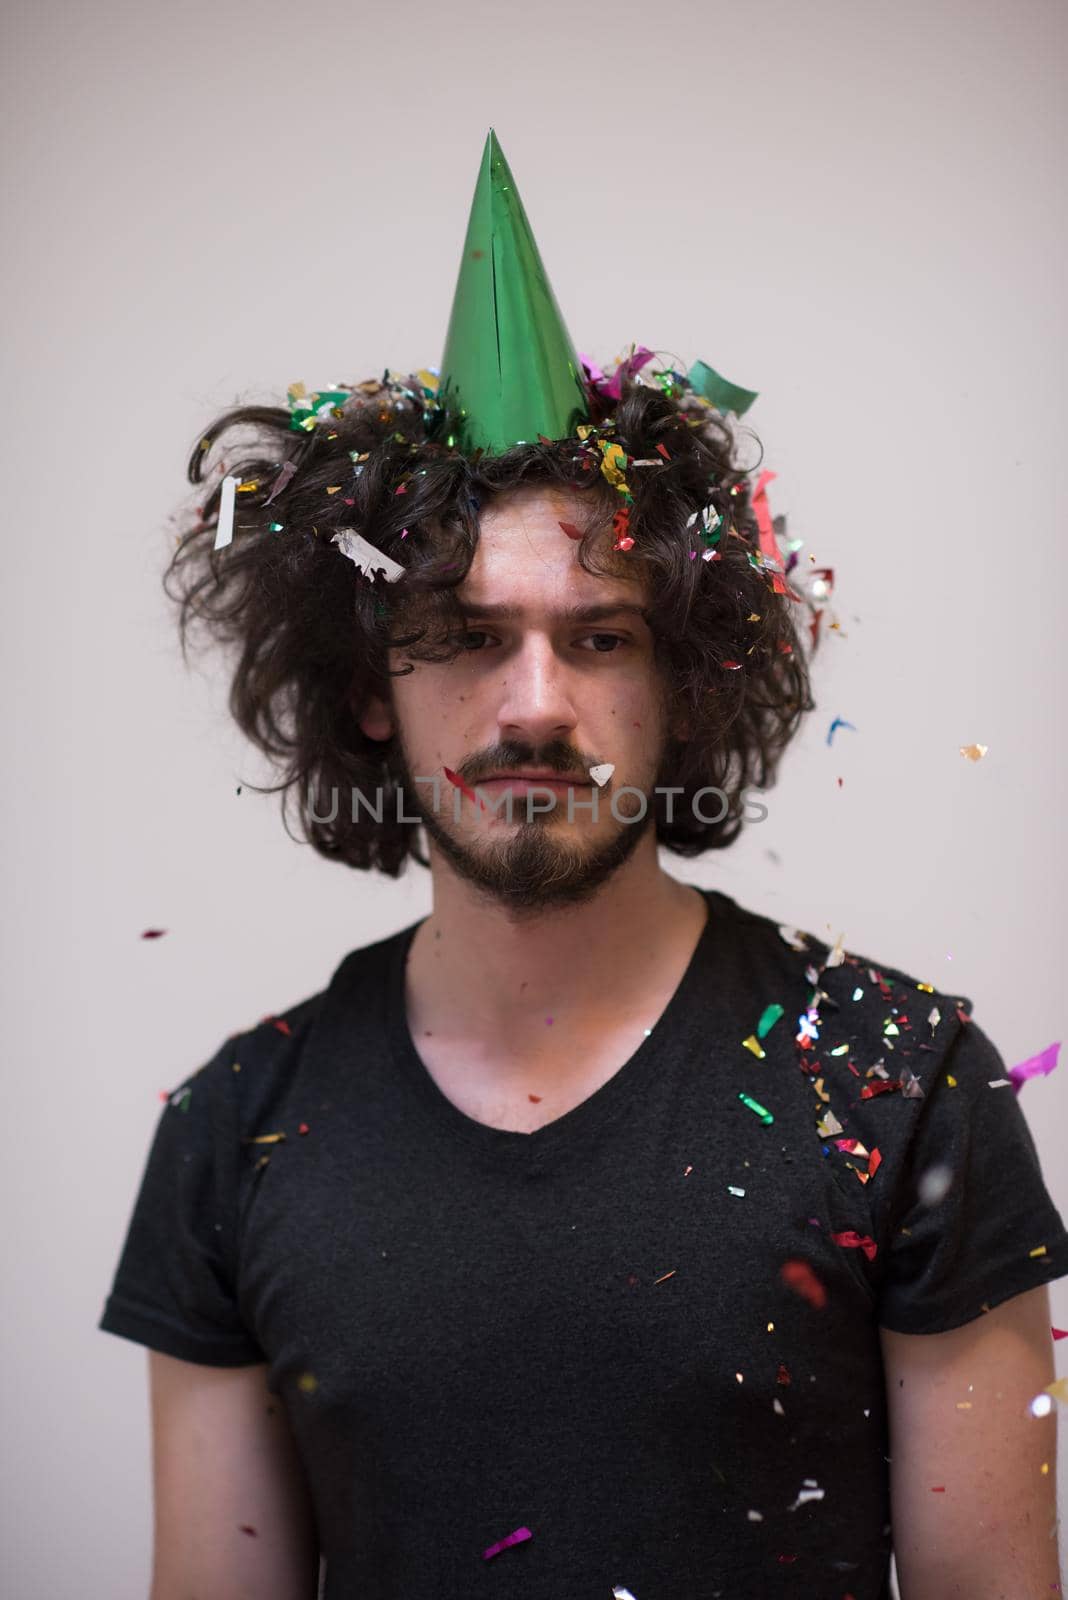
[385,886,727,1168]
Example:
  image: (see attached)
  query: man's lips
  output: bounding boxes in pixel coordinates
[477,772,592,784]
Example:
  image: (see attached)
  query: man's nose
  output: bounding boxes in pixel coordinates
[494,635,579,742]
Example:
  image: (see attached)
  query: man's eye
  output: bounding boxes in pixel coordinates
[580,633,629,654]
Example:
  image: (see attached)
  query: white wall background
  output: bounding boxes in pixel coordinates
[3,0,1065,1592]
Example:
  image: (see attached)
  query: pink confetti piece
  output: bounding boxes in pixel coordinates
[1009,1040,1060,1094]
[266,461,297,504]
[482,1526,532,1560]
[1051,1326,1068,1340]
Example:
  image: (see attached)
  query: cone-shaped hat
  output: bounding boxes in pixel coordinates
[436,129,591,458]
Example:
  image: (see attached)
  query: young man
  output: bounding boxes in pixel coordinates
[99,132,1067,1599]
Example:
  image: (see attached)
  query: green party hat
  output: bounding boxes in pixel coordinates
[436,129,591,458]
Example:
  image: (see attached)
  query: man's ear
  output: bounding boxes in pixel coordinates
[357,691,395,743]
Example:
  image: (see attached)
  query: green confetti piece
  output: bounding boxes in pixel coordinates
[738,1091,774,1125]
[756,1003,784,1039]
[688,359,760,418]
[171,1087,192,1114]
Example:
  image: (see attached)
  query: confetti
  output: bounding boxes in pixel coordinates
[959,743,988,761]
[331,528,406,582]
[213,475,239,550]
[589,762,615,786]
[483,1526,532,1560]
[787,1478,824,1511]
[266,460,297,503]
[757,1002,784,1038]
[742,1034,766,1059]
[738,1091,774,1124]
[727,1185,746,1198]
[612,1589,639,1599]
[780,1260,828,1309]
[140,928,167,939]
[831,1230,878,1262]
[826,716,856,746]
[1009,1040,1060,1095]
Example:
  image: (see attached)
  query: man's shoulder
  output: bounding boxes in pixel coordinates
[191,915,419,1108]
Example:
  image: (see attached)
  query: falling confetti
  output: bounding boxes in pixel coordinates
[780,1260,828,1309]
[589,763,615,786]
[826,717,856,746]
[1009,1041,1060,1094]
[959,743,988,761]
[140,928,167,939]
[483,1526,532,1560]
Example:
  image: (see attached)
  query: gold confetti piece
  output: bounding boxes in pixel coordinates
[813,1077,831,1103]
[959,743,988,761]
[1044,1378,1068,1404]
[653,1269,677,1285]
[917,981,934,993]
[955,1402,972,1410]
[296,1372,318,1395]
[767,1322,775,1332]
[1041,1463,1050,1475]
[946,1075,957,1087]
[325,485,342,494]
[242,1131,286,1145]
[742,1034,766,1059]
[236,480,260,493]
[1029,1245,1048,1258]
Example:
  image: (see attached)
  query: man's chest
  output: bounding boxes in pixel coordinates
[410,1023,653,1133]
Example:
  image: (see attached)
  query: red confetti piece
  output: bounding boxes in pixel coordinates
[655,442,671,460]
[442,765,487,810]
[239,1524,258,1536]
[262,1016,292,1035]
[528,1094,542,1103]
[780,1260,828,1309]
[868,1147,882,1178]
[1052,1326,1068,1340]
[860,1079,900,1099]
[298,1122,310,1135]
[776,1363,791,1385]
[930,1486,946,1493]
[482,1526,532,1560]
[141,928,167,939]
[832,1230,878,1261]
[721,660,743,670]
[558,520,584,540]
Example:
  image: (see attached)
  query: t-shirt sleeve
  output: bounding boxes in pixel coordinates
[97,1030,267,1366]
[875,1012,1068,1334]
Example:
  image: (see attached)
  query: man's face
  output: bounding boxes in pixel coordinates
[378,484,681,916]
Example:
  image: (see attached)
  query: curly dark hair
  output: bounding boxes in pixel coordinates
[164,367,820,875]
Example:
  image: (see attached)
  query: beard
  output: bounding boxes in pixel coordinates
[390,734,669,921]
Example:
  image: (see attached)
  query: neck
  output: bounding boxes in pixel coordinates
[407,848,709,1041]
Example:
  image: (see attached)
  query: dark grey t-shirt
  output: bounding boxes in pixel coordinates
[98,886,1068,1598]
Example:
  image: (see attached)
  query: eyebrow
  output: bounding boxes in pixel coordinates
[457,601,651,625]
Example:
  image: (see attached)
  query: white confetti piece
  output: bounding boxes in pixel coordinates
[213,475,239,550]
[778,925,809,952]
[727,1185,746,1198]
[331,527,406,582]
[589,762,615,786]
[788,1478,824,1511]
[612,1588,639,1600]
